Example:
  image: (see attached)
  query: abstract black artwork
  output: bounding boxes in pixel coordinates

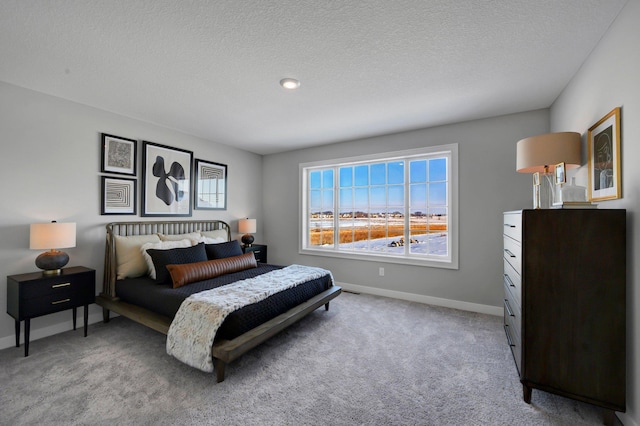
[101,133,137,176]
[142,141,193,217]
[101,176,136,215]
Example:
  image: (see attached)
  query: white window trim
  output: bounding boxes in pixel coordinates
[299,144,459,270]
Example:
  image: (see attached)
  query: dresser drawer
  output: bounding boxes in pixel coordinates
[503,212,522,242]
[503,258,521,307]
[504,282,521,336]
[504,322,522,375]
[503,236,521,275]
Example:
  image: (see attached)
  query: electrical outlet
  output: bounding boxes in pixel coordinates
[379,267,385,276]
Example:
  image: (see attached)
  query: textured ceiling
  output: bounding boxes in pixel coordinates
[0,1,628,155]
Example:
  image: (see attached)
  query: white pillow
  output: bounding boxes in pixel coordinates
[140,239,194,279]
[200,229,228,241]
[114,234,162,279]
[158,232,202,242]
[194,235,227,244]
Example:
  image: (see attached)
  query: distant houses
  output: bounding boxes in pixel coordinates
[310,211,445,220]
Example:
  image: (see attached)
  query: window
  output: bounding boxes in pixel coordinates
[300,144,458,269]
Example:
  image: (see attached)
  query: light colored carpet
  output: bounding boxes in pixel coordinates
[0,292,612,425]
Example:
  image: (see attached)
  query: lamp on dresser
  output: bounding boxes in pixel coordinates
[516,132,581,208]
[30,221,76,275]
[238,218,256,247]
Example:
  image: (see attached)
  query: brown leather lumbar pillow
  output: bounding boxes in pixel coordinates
[166,252,258,288]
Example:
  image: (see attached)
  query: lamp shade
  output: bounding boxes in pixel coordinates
[516,132,581,173]
[30,222,76,250]
[238,218,257,234]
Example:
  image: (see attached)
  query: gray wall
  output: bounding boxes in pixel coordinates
[0,81,264,349]
[551,0,640,424]
[263,109,548,311]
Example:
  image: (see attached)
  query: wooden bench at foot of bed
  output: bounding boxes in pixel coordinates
[96,285,341,382]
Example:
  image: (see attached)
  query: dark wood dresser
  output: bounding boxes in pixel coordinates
[503,209,626,423]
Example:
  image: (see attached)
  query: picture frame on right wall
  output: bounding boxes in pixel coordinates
[588,107,622,201]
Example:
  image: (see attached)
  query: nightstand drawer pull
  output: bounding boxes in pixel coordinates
[52,282,71,289]
[253,250,261,254]
[51,298,71,305]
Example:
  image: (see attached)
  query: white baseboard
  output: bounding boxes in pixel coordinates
[617,412,638,426]
[337,281,503,316]
[0,311,105,351]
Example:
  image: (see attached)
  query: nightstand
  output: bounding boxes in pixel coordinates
[243,244,267,263]
[6,266,96,356]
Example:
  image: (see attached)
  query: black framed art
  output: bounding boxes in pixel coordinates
[101,133,137,176]
[194,159,227,210]
[141,141,193,217]
[101,176,137,215]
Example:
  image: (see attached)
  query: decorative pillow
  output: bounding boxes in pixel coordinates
[205,240,243,260]
[114,234,161,279]
[141,239,194,279]
[167,252,257,288]
[200,229,228,240]
[157,232,202,242]
[147,243,208,284]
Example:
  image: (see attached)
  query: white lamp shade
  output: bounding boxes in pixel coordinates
[30,222,76,250]
[516,132,581,173]
[238,218,257,234]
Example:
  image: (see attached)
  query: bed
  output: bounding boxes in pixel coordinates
[96,220,341,382]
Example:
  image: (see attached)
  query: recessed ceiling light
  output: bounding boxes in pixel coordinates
[280,78,300,90]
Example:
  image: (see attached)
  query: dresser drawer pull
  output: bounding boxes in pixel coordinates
[504,274,515,288]
[51,298,71,305]
[504,299,515,317]
[504,325,516,347]
[504,249,516,258]
[52,282,71,289]
[504,223,516,228]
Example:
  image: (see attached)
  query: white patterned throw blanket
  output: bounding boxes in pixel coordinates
[166,264,333,372]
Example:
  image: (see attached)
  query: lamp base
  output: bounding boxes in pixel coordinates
[241,234,254,247]
[35,250,69,275]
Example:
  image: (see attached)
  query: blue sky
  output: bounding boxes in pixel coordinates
[310,158,447,212]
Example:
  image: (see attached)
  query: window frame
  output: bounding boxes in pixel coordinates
[299,144,458,269]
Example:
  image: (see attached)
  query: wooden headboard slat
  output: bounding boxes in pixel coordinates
[101,220,231,299]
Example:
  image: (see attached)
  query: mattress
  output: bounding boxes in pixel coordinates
[115,264,332,341]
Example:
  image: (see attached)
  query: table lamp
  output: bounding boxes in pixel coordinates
[30,221,76,275]
[238,218,256,247]
[516,132,581,208]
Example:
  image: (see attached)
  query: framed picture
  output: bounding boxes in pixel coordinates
[101,176,137,215]
[532,172,540,186]
[554,162,566,185]
[141,141,193,217]
[101,133,137,176]
[588,107,622,201]
[194,159,227,210]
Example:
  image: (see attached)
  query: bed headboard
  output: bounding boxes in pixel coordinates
[102,220,231,299]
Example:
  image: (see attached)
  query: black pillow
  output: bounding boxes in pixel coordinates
[205,240,243,260]
[147,243,207,284]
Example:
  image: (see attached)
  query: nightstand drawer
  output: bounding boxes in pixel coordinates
[20,276,87,300]
[22,293,82,317]
[243,244,267,263]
